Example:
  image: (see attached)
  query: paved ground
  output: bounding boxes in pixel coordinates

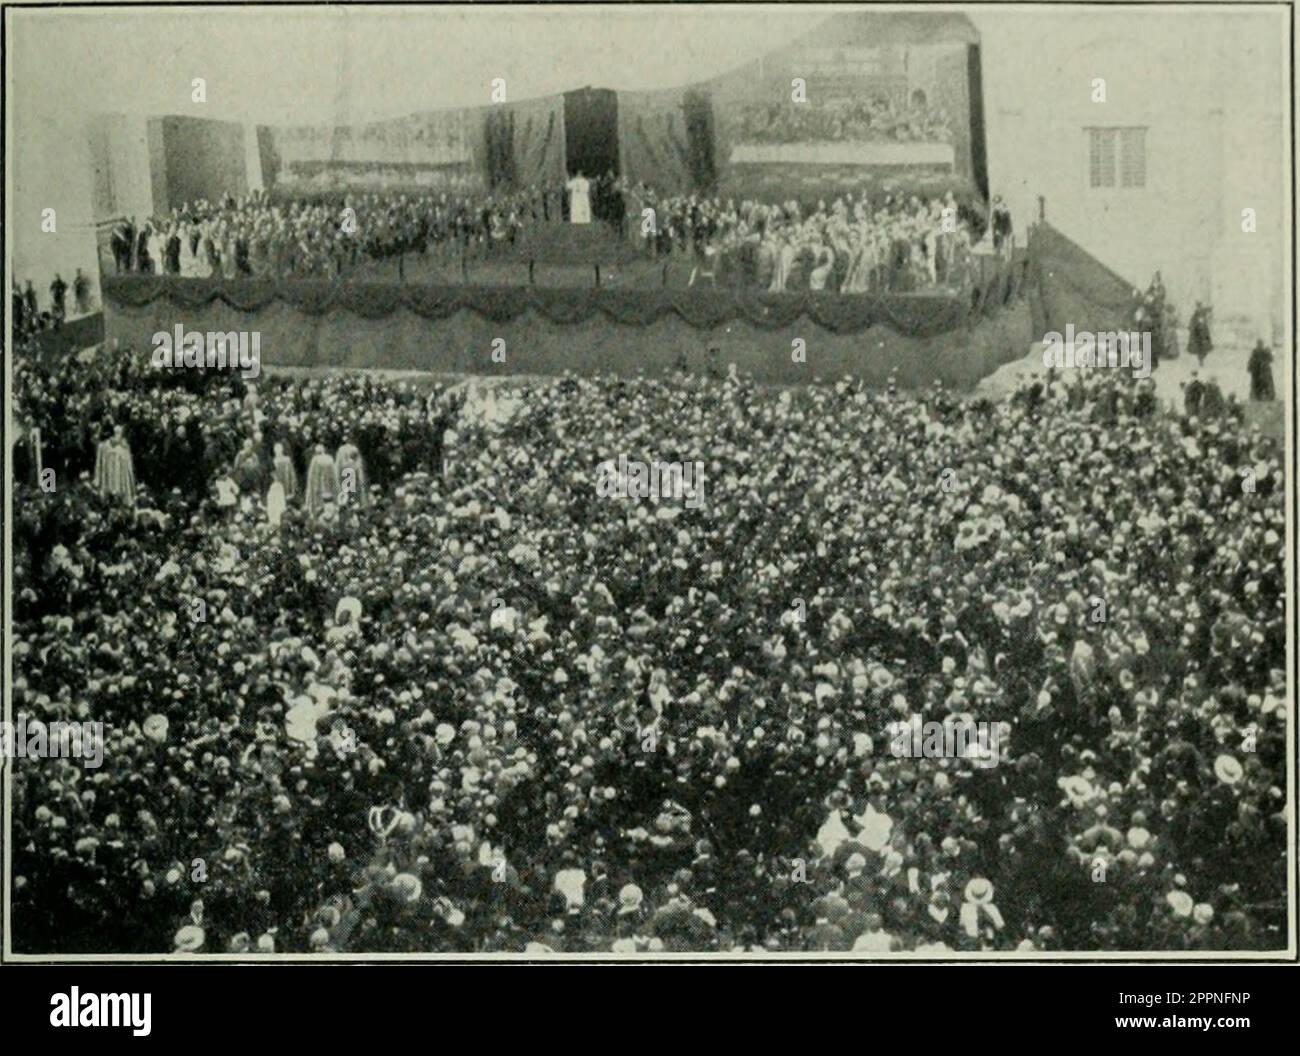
[975,339,1285,438]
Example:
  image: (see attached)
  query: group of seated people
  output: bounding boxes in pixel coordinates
[632,187,986,292]
[729,95,953,145]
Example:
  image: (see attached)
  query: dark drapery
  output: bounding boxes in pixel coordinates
[102,256,1026,337]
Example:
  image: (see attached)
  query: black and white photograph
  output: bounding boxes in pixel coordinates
[2,0,1294,974]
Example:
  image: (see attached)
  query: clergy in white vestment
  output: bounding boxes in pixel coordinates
[266,480,287,528]
[566,174,592,225]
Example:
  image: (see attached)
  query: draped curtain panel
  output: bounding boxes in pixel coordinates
[1028,222,1136,340]
[509,94,566,188]
[101,286,1030,389]
[102,255,1026,337]
[617,87,693,195]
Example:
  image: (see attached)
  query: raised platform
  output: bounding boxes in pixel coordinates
[505,220,645,266]
[99,264,1032,389]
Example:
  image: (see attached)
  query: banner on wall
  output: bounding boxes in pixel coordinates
[261,108,480,193]
[706,12,980,202]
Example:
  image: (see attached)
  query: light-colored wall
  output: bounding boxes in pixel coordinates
[975,7,1287,341]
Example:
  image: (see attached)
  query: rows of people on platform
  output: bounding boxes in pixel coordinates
[105,178,635,281]
[631,187,992,292]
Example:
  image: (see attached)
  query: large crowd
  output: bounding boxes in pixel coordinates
[634,188,986,291]
[729,96,954,145]
[104,180,988,293]
[106,186,577,281]
[10,331,1286,955]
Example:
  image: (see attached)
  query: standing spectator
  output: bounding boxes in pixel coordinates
[49,274,67,324]
[73,269,92,315]
[92,424,136,505]
[1188,302,1214,367]
[991,196,1013,258]
[1248,339,1275,401]
[135,226,153,274]
[166,227,183,275]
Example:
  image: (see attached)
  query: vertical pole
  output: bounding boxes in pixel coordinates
[31,427,43,484]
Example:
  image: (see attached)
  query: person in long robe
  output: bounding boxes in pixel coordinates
[335,440,367,507]
[305,444,339,519]
[272,442,299,499]
[233,438,265,493]
[93,425,136,506]
[809,247,836,291]
[1248,340,1276,402]
[266,480,287,529]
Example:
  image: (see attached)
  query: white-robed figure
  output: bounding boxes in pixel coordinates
[566,173,592,225]
[335,440,367,507]
[265,480,287,528]
[94,424,136,506]
[305,443,339,519]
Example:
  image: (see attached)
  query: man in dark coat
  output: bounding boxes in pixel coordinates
[991,196,1013,256]
[136,227,152,274]
[166,229,182,275]
[1248,340,1275,402]
[1188,302,1213,366]
[49,274,68,323]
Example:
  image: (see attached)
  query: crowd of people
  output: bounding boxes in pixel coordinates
[729,96,954,145]
[10,331,1286,954]
[105,185,577,281]
[632,188,987,292]
[103,178,988,294]
[11,271,95,337]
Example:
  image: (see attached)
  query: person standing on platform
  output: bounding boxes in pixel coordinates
[566,172,592,225]
[1248,339,1275,402]
[49,274,68,324]
[73,269,92,315]
[991,196,1013,258]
